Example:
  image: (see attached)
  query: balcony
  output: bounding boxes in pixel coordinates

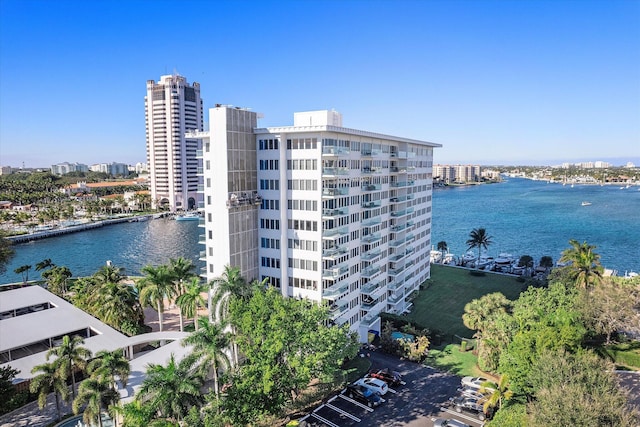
[361,313,380,327]
[390,167,408,173]
[322,227,349,239]
[391,207,415,218]
[328,301,349,318]
[198,234,206,245]
[390,223,410,233]
[361,217,381,228]
[361,233,381,244]
[322,245,348,259]
[197,167,204,175]
[361,200,381,209]
[390,194,413,203]
[390,180,415,188]
[389,237,407,248]
[322,146,350,156]
[322,187,349,197]
[197,202,205,209]
[199,250,206,261]
[322,265,349,280]
[361,167,382,175]
[323,283,349,299]
[361,297,380,311]
[389,252,407,263]
[360,249,382,262]
[388,280,405,291]
[322,207,348,218]
[360,282,382,299]
[387,293,404,305]
[361,183,381,192]
[197,184,205,192]
[389,265,406,276]
[196,149,203,158]
[361,265,381,279]
[360,149,380,157]
[322,167,349,176]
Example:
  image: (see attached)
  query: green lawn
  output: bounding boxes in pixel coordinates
[425,344,488,378]
[406,264,527,339]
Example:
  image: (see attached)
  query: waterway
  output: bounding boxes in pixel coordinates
[0,219,204,284]
[432,177,640,275]
[1,177,639,284]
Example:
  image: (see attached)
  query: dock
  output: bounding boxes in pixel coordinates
[6,215,154,244]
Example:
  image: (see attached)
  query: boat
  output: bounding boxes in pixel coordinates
[430,249,443,263]
[461,251,477,265]
[581,201,592,206]
[442,253,459,265]
[175,212,201,221]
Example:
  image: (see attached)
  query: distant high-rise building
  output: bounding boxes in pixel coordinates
[51,162,88,175]
[145,74,203,211]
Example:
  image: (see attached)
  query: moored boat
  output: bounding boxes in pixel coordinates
[581,201,592,206]
[175,212,201,221]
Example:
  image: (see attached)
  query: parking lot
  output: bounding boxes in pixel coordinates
[298,350,486,427]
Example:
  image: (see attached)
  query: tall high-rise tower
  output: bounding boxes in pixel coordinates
[145,74,203,211]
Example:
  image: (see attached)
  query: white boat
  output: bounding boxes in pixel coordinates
[461,251,477,265]
[442,253,458,265]
[430,250,443,263]
[581,201,592,206]
[175,212,201,221]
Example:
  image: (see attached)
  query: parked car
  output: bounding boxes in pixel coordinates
[457,387,490,401]
[354,377,389,395]
[344,384,384,407]
[433,418,471,427]
[449,396,492,421]
[460,376,494,392]
[367,368,406,387]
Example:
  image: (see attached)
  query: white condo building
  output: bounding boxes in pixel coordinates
[197,107,440,341]
[145,74,203,211]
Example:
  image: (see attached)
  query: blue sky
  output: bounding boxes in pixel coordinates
[1,0,638,167]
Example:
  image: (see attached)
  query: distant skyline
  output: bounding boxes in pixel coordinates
[1,0,639,168]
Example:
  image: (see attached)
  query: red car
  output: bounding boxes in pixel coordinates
[367,368,406,387]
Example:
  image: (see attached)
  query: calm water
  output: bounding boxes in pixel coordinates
[432,178,640,274]
[0,219,204,283]
[2,178,639,283]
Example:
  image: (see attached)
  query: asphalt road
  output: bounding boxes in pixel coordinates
[299,350,485,427]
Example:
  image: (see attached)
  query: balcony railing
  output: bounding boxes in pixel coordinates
[361,265,381,278]
[198,234,206,245]
[323,283,349,299]
[322,227,349,238]
[361,281,382,295]
[361,184,381,192]
[387,293,404,305]
[322,167,349,176]
[322,245,348,258]
[322,207,348,218]
[361,200,381,209]
[361,217,381,227]
[390,180,415,188]
[322,187,349,197]
[361,233,381,244]
[389,265,406,276]
[360,249,382,262]
[322,265,349,279]
[322,146,350,156]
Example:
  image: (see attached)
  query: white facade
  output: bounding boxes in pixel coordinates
[145,74,203,211]
[51,162,88,175]
[199,109,440,342]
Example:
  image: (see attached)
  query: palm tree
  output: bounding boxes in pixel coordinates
[117,400,154,427]
[0,230,15,275]
[88,349,131,392]
[436,240,448,254]
[462,292,511,339]
[518,255,534,275]
[73,377,120,427]
[30,361,69,422]
[466,228,493,267]
[90,281,144,333]
[209,265,248,323]
[559,239,604,289]
[14,264,32,282]
[480,375,513,415]
[169,257,196,331]
[47,335,92,400]
[138,264,175,332]
[175,278,206,331]
[539,256,554,272]
[94,264,126,285]
[35,258,55,273]
[136,354,204,423]
[42,266,72,296]
[182,317,231,399]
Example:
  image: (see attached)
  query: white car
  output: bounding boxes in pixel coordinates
[460,376,494,392]
[354,377,389,395]
[458,387,490,401]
